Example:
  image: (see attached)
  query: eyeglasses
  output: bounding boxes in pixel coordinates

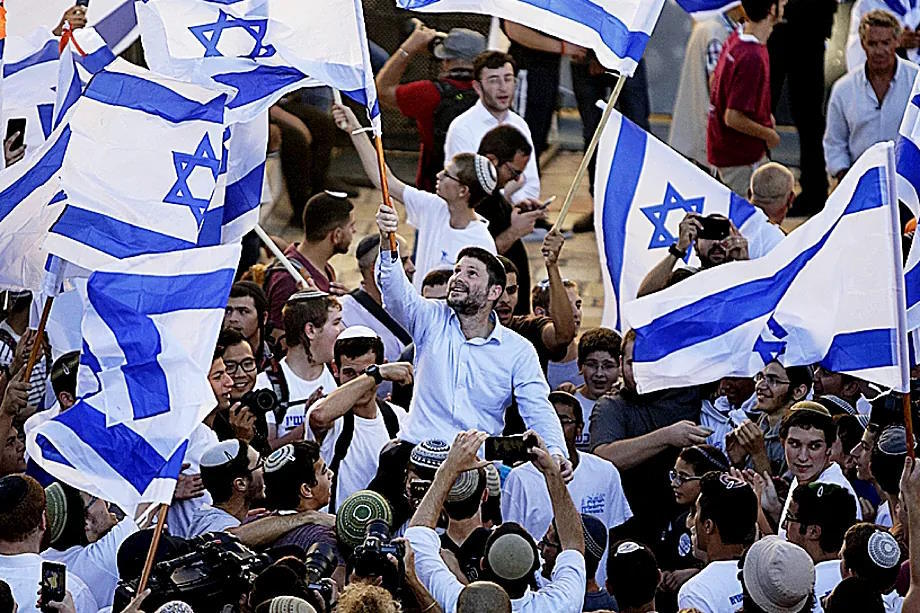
[224,358,257,374]
[669,470,702,486]
[538,536,561,550]
[557,416,578,426]
[782,512,800,528]
[754,372,790,386]
[83,495,99,511]
[504,284,518,295]
[442,170,462,183]
[248,458,264,474]
[503,161,524,179]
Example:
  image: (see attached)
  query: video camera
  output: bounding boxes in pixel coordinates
[350,519,405,592]
[114,533,271,613]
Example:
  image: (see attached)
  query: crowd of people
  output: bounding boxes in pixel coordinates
[3,0,920,611]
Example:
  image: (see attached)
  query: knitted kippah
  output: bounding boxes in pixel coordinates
[868,531,900,569]
[0,475,29,513]
[286,289,329,304]
[473,154,498,193]
[200,440,243,468]
[410,439,450,471]
[44,483,68,545]
[483,463,501,497]
[448,469,481,503]
[154,601,194,613]
[336,326,379,342]
[335,490,392,549]
[581,514,607,561]
[268,596,316,613]
[265,444,297,474]
[486,533,535,581]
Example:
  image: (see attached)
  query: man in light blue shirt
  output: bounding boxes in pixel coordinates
[374,203,570,475]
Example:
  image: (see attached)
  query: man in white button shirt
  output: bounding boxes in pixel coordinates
[373,203,570,475]
[824,10,920,180]
[445,52,541,204]
[782,482,857,609]
[0,475,97,613]
[405,430,586,613]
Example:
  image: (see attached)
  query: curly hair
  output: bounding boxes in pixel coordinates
[336,584,400,613]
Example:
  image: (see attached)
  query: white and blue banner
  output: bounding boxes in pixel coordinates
[672,0,740,20]
[622,142,909,394]
[594,110,784,331]
[26,243,240,514]
[45,59,228,269]
[53,27,117,128]
[5,0,138,54]
[397,0,664,75]
[136,0,380,128]
[1,34,59,150]
[898,72,920,332]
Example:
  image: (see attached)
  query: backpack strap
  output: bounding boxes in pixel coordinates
[378,398,401,439]
[349,289,413,347]
[328,411,356,511]
[265,360,291,426]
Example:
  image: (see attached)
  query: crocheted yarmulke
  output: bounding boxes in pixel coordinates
[447,469,481,503]
[335,490,393,548]
[410,439,450,471]
[44,482,68,545]
[483,463,501,497]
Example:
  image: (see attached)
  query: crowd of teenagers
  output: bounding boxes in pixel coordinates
[4,0,920,611]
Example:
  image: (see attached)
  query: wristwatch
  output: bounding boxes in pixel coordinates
[364,365,383,385]
[669,243,687,259]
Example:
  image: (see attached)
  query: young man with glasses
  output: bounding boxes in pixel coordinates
[502,391,632,588]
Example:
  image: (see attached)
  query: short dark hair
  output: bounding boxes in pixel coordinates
[456,247,506,293]
[496,255,519,279]
[50,351,80,399]
[201,442,253,504]
[779,408,836,446]
[841,523,901,593]
[0,580,13,613]
[229,281,268,322]
[836,414,866,456]
[0,475,45,542]
[444,468,486,521]
[422,268,452,290]
[531,279,578,312]
[473,51,516,81]
[742,0,781,21]
[282,295,340,350]
[302,192,354,243]
[264,441,322,511]
[871,440,907,499]
[334,336,384,369]
[785,364,815,393]
[451,153,493,207]
[678,445,730,475]
[216,328,249,361]
[792,482,857,554]
[697,472,757,546]
[577,328,622,367]
[824,576,885,613]
[605,540,659,610]
[478,125,532,165]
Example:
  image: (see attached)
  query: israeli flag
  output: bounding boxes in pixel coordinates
[623,142,909,394]
[5,0,139,54]
[26,243,240,514]
[396,0,663,75]
[1,35,58,149]
[899,72,920,330]
[0,123,70,291]
[595,110,784,330]
[45,59,228,270]
[673,0,741,20]
[53,27,117,128]
[136,0,380,129]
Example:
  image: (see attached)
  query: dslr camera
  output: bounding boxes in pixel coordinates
[241,388,279,415]
[351,519,405,588]
[303,542,337,606]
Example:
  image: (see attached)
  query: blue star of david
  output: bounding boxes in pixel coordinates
[189,10,276,59]
[753,316,788,364]
[640,183,705,250]
[164,134,221,225]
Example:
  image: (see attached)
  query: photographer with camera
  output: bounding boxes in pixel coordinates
[213,330,272,455]
[375,20,486,192]
[307,327,410,512]
[405,430,586,612]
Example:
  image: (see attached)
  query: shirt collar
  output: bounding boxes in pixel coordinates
[0,552,41,566]
[738,32,760,44]
[447,310,504,344]
[862,58,902,84]
[472,99,508,125]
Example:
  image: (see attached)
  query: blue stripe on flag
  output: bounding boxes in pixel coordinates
[80,45,117,75]
[56,64,83,129]
[84,71,225,124]
[674,0,736,13]
[38,104,54,139]
[94,0,138,50]
[88,268,235,420]
[223,162,265,224]
[0,127,71,224]
[632,168,884,361]
[52,207,197,257]
[2,40,57,77]
[821,329,897,371]
[907,260,920,310]
[602,118,646,330]
[49,191,68,205]
[728,192,756,229]
[212,65,308,110]
[897,135,920,194]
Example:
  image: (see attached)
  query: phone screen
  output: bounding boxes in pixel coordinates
[5,118,26,151]
[76,0,90,7]
[484,435,535,462]
[41,562,66,610]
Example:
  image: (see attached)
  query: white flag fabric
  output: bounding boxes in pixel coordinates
[5,0,138,54]
[26,243,240,514]
[1,34,58,150]
[622,142,909,394]
[136,0,380,128]
[53,27,116,128]
[396,0,664,75]
[898,72,920,340]
[594,109,784,331]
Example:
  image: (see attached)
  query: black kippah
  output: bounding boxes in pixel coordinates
[0,475,28,512]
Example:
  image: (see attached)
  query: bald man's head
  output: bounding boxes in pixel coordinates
[457,581,511,613]
[749,162,795,224]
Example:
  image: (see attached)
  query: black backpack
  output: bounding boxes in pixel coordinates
[429,79,478,178]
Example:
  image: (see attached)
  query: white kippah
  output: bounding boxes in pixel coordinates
[473,154,498,194]
[200,440,242,468]
[336,325,379,342]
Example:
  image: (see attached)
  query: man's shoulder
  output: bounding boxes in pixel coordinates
[505,109,534,136]
[506,459,542,484]
[899,56,920,81]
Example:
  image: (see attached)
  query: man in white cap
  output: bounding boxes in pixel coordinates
[180,440,265,539]
[307,326,412,512]
[741,535,815,613]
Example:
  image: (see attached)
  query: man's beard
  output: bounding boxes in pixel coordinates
[333,236,350,255]
[447,288,488,315]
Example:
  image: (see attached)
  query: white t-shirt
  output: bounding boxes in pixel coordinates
[877,500,893,528]
[546,359,582,391]
[256,358,338,438]
[883,590,904,613]
[778,462,862,539]
[167,423,218,538]
[812,560,843,612]
[307,401,406,512]
[501,453,632,587]
[401,186,496,292]
[677,559,744,613]
[574,391,597,451]
[181,504,241,539]
[0,552,98,613]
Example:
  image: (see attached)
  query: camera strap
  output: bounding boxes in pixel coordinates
[265,360,291,424]
[349,289,412,346]
[328,398,400,510]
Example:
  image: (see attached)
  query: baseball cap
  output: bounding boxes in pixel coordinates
[433,28,486,61]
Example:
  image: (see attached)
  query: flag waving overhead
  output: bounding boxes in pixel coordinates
[898,72,920,331]
[594,109,784,330]
[673,0,740,20]
[396,0,664,75]
[136,0,380,128]
[622,142,908,394]
[26,243,240,514]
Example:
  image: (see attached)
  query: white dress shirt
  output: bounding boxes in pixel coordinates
[0,552,98,613]
[444,100,541,204]
[405,526,587,613]
[824,58,920,176]
[375,249,567,456]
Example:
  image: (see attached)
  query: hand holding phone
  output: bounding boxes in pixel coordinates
[40,561,66,613]
[484,434,537,464]
[5,118,26,152]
